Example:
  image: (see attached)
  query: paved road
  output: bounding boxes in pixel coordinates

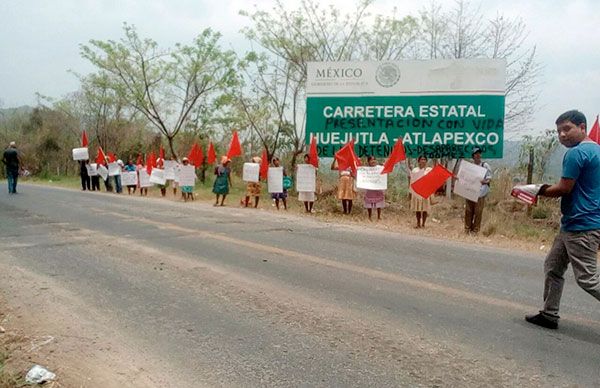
[1,184,599,387]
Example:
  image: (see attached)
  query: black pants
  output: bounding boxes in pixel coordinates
[91,176,100,191]
[81,174,91,190]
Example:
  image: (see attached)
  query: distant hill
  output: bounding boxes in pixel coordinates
[496,139,565,180]
[0,105,33,117]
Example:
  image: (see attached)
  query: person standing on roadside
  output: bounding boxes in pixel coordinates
[80,160,91,191]
[464,147,492,234]
[525,110,600,330]
[2,141,21,194]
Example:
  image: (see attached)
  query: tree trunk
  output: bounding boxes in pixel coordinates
[167,136,178,160]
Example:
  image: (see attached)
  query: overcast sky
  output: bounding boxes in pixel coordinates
[1,0,599,136]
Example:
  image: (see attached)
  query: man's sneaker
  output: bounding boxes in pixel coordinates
[525,313,558,329]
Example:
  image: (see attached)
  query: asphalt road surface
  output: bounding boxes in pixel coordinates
[1,184,599,387]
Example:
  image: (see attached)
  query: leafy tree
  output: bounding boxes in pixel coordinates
[80,24,238,158]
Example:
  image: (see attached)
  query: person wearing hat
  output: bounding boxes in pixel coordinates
[2,141,21,194]
[464,146,492,234]
[180,157,195,202]
[213,155,232,206]
[244,156,262,208]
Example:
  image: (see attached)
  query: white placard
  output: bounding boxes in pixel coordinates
[296,164,316,192]
[72,147,89,161]
[121,171,138,186]
[178,165,196,187]
[139,169,152,187]
[356,166,388,190]
[242,163,260,183]
[453,160,487,202]
[164,160,177,180]
[86,163,98,176]
[149,168,166,185]
[267,167,283,193]
[97,164,109,181]
[173,164,181,183]
[107,162,121,176]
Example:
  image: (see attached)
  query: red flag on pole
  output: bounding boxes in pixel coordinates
[380,138,406,174]
[188,143,204,168]
[207,142,216,164]
[81,130,89,147]
[146,152,156,174]
[136,153,143,166]
[308,136,319,168]
[159,145,165,162]
[96,146,106,165]
[588,115,600,145]
[410,164,452,199]
[334,140,360,175]
[107,152,117,163]
[260,148,269,180]
[226,131,243,159]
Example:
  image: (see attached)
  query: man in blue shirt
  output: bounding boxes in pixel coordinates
[526,110,600,329]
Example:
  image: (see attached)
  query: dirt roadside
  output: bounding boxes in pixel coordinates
[0,261,186,388]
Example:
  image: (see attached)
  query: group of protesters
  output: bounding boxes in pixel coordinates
[76,144,494,234]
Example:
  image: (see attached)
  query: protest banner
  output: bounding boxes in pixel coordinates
[72,147,89,161]
[296,164,316,192]
[86,163,98,176]
[242,163,260,183]
[164,160,177,180]
[97,164,109,181]
[139,169,152,187]
[107,162,121,176]
[121,171,138,186]
[356,165,387,190]
[149,168,166,185]
[267,167,283,193]
[178,165,196,187]
[453,160,486,202]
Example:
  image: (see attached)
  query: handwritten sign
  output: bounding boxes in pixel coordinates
[296,164,316,192]
[72,147,89,161]
[453,160,486,202]
[107,162,121,176]
[178,165,196,187]
[356,166,387,190]
[121,171,138,186]
[139,170,152,187]
[97,164,108,181]
[86,163,98,176]
[243,163,260,182]
[267,167,283,193]
[164,160,177,180]
[149,168,166,185]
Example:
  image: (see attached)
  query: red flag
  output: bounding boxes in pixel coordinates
[588,115,600,145]
[334,140,360,175]
[146,152,156,174]
[226,131,243,159]
[207,142,216,164]
[81,130,89,147]
[107,152,117,163]
[260,149,269,180]
[96,146,106,165]
[159,145,165,162]
[136,154,143,166]
[411,164,452,199]
[381,138,406,174]
[308,136,319,168]
[188,143,204,168]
